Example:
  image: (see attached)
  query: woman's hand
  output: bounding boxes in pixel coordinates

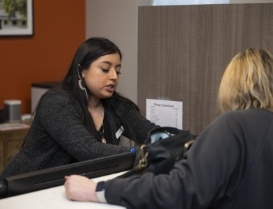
[64,175,99,202]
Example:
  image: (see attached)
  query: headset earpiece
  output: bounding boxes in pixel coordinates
[77,64,82,80]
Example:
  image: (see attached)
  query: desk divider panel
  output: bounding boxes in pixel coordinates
[138,3,273,135]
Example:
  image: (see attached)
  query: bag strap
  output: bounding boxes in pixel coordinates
[116,145,149,178]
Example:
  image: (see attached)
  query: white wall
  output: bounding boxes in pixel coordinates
[85,0,273,104]
[85,0,138,103]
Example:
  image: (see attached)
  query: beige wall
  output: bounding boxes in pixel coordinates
[85,0,273,105]
[85,0,138,103]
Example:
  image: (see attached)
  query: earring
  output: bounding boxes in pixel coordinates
[78,79,85,91]
[78,79,89,100]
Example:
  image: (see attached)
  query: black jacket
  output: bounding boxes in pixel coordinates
[105,108,273,209]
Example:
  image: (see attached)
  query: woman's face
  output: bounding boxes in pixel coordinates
[82,53,121,100]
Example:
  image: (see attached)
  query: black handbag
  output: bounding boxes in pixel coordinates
[118,127,195,178]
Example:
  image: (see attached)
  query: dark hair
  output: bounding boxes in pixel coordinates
[26,37,139,146]
[61,37,139,140]
[62,37,122,92]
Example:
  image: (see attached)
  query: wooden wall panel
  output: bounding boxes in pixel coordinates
[138,3,273,135]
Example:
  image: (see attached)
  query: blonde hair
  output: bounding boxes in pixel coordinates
[218,48,273,112]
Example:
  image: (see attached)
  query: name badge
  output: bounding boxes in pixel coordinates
[115,126,124,139]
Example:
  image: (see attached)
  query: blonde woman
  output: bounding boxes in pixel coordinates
[65,49,273,209]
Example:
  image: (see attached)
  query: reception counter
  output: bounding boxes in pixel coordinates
[0,172,126,209]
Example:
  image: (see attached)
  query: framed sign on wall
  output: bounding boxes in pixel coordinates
[0,0,33,36]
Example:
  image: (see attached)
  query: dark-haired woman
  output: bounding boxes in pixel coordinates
[0,37,156,179]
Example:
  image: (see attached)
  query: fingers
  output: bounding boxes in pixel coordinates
[64,175,96,202]
[64,176,72,200]
[64,175,79,200]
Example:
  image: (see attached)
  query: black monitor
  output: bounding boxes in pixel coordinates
[0,152,135,198]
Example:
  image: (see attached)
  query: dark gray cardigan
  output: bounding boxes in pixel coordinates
[105,109,273,209]
[0,89,156,179]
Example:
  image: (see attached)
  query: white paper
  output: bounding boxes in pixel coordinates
[0,123,30,131]
[146,99,183,129]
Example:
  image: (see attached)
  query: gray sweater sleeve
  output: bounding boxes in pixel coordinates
[36,91,133,160]
[36,89,157,160]
[112,99,158,145]
[0,89,157,178]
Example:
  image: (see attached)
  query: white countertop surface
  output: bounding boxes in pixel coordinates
[0,172,126,209]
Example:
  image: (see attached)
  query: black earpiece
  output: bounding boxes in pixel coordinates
[77,64,82,80]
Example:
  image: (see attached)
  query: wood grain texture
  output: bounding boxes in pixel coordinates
[138,3,273,134]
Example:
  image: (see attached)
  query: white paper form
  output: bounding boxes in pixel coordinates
[146,99,183,129]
